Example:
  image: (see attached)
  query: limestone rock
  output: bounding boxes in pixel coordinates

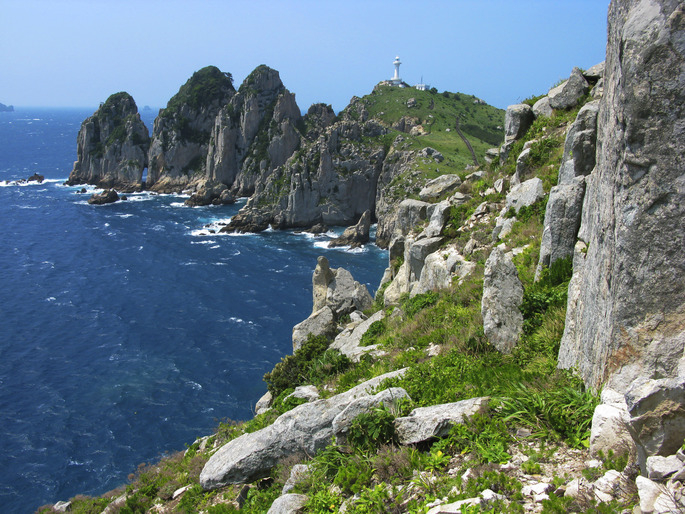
[87,189,119,205]
[394,397,490,445]
[421,200,451,238]
[281,464,311,494]
[646,455,683,481]
[558,0,685,389]
[536,177,585,274]
[330,310,385,362]
[66,92,149,191]
[312,256,335,313]
[625,376,685,465]
[286,385,320,403]
[267,493,308,514]
[548,67,589,110]
[147,66,235,192]
[557,100,600,185]
[532,96,553,118]
[328,210,371,248]
[583,61,605,80]
[412,245,476,296]
[199,369,406,488]
[408,237,443,284]
[504,104,534,142]
[292,306,336,351]
[326,267,373,318]
[419,147,444,162]
[255,391,272,415]
[589,392,636,460]
[332,387,409,445]
[482,245,524,353]
[504,177,544,214]
[185,183,236,207]
[419,174,461,201]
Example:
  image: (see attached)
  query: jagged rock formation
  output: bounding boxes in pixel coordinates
[66,92,149,191]
[205,65,302,197]
[328,210,371,248]
[557,0,685,391]
[147,66,235,193]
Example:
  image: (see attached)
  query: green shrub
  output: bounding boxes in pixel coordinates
[264,335,350,397]
[401,291,439,317]
[360,319,387,347]
[347,405,397,451]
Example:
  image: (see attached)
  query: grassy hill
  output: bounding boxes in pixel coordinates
[347,84,504,176]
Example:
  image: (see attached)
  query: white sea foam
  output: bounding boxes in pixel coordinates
[191,240,217,245]
[170,202,187,208]
[117,214,134,218]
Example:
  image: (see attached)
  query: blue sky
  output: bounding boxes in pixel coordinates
[1,0,609,111]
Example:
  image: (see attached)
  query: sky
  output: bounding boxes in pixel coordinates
[1,0,610,112]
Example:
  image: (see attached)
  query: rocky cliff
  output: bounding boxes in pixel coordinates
[147,66,235,192]
[557,0,685,391]
[65,92,149,191]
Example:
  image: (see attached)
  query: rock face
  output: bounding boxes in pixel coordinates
[558,0,685,390]
[199,369,406,488]
[482,245,524,353]
[147,66,235,193]
[87,189,119,205]
[66,92,149,191]
[205,65,302,197]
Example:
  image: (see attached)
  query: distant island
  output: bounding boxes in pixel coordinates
[0,102,14,112]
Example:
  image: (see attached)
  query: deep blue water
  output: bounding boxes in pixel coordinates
[0,108,387,513]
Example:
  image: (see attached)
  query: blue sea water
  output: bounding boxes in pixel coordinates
[0,108,388,513]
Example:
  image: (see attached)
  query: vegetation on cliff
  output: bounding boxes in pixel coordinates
[41,72,638,514]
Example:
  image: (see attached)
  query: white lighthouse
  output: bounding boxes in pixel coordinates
[391,56,403,86]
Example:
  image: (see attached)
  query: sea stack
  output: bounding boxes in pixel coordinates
[66,92,149,192]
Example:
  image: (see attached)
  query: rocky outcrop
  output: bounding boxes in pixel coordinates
[66,92,149,191]
[87,189,119,205]
[536,100,599,276]
[206,65,302,197]
[310,256,373,319]
[394,397,490,445]
[558,0,685,390]
[547,67,589,110]
[328,210,371,248]
[482,245,524,353]
[147,66,235,192]
[418,174,461,201]
[199,369,406,489]
[329,310,386,362]
[499,104,534,164]
[291,306,336,352]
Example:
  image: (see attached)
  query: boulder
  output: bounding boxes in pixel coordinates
[330,310,385,362]
[312,256,336,313]
[286,385,320,403]
[281,464,311,494]
[646,455,683,481]
[291,306,336,351]
[532,96,553,118]
[267,493,308,514]
[513,147,533,185]
[408,237,444,283]
[87,189,119,205]
[419,174,461,201]
[504,177,544,214]
[548,67,589,110]
[328,210,371,248]
[394,199,431,238]
[27,173,45,183]
[625,376,685,469]
[482,245,524,353]
[419,147,444,162]
[636,475,682,514]
[589,390,636,460]
[394,397,490,445]
[504,104,534,142]
[421,200,451,238]
[255,391,273,415]
[412,246,476,296]
[583,61,605,80]
[199,369,406,488]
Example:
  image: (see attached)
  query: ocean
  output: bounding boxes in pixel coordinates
[0,108,388,513]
